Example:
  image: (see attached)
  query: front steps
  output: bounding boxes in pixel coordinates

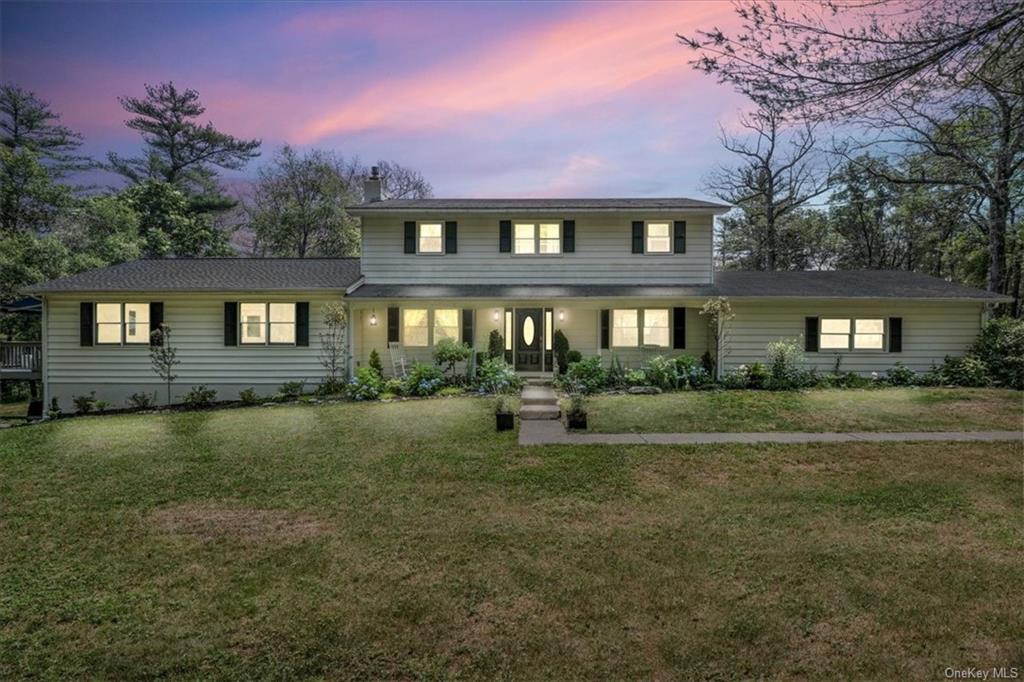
[520,385,560,420]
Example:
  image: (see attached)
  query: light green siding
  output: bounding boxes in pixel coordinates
[359,212,715,285]
[723,300,984,375]
[350,299,711,376]
[44,292,345,409]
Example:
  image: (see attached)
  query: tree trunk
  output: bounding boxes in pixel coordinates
[986,195,1007,294]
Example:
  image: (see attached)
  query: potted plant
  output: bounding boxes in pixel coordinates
[565,388,587,430]
[495,392,515,431]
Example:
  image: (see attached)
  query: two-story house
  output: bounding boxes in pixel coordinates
[28,169,1010,410]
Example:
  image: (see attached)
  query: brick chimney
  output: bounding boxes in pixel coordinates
[363,165,382,202]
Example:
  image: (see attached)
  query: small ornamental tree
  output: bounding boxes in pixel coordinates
[318,302,348,391]
[149,325,180,405]
[699,297,734,379]
[368,348,384,377]
[434,337,472,380]
[487,329,504,359]
[553,329,570,375]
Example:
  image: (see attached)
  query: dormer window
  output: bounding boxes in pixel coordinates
[418,222,443,254]
[514,222,560,254]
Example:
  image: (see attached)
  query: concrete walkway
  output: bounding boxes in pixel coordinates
[518,419,1022,446]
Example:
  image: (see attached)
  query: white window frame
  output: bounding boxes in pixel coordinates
[611,309,640,348]
[239,302,296,346]
[403,308,429,347]
[644,221,672,254]
[819,317,886,351]
[642,308,670,347]
[512,221,561,255]
[432,308,460,344]
[95,302,151,346]
[417,222,444,255]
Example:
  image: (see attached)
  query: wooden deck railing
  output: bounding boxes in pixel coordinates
[0,341,41,372]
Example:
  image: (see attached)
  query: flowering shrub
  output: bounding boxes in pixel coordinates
[644,355,680,390]
[562,356,607,394]
[476,358,523,394]
[404,363,445,396]
[885,362,917,386]
[348,366,383,401]
[765,339,807,390]
[721,366,749,389]
[687,365,713,389]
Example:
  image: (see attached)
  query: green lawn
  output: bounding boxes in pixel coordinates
[582,387,1023,433]
[1,397,1021,679]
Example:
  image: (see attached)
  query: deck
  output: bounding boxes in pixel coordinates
[1,341,42,380]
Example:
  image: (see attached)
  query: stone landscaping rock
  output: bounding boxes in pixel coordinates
[627,386,662,394]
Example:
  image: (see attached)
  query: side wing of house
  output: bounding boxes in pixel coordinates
[42,292,346,409]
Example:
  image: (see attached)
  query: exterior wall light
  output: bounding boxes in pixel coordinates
[492,309,501,322]
[558,310,565,322]
[369,310,378,326]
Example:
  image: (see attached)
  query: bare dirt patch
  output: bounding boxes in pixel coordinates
[150,503,329,543]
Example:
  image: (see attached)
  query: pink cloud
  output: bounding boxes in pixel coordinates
[295,1,734,143]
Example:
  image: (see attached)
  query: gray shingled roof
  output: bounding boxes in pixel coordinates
[29,258,362,293]
[347,197,731,213]
[348,271,1009,301]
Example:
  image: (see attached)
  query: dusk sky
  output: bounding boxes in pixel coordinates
[1,1,747,198]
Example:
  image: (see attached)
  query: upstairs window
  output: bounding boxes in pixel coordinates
[241,303,296,344]
[645,222,671,253]
[418,222,443,254]
[513,222,560,254]
[96,302,150,345]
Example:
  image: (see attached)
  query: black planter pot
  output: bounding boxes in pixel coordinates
[566,413,587,430]
[496,412,515,431]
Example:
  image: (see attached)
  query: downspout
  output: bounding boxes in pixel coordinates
[40,295,48,414]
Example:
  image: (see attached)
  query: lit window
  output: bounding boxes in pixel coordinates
[545,310,553,351]
[514,223,536,254]
[643,309,670,347]
[539,223,561,254]
[513,222,560,254]
[418,222,443,253]
[403,308,428,347]
[123,303,150,344]
[269,303,296,344]
[504,310,513,350]
[646,222,671,253]
[854,319,884,349]
[820,318,850,350]
[433,309,459,343]
[96,303,123,344]
[240,303,267,344]
[612,309,639,347]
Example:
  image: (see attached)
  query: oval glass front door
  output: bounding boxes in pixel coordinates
[522,317,535,346]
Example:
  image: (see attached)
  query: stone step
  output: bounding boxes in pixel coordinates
[519,404,561,420]
[522,395,558,406]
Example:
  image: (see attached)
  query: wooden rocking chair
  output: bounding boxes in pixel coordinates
[388,342,408,378]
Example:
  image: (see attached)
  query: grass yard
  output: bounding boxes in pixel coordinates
[583,387,1023,433]
[1,397,1021,679]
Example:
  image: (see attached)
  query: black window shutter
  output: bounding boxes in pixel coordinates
[805,317,819,352]
[461,308,473,346]
[445,221,457,254]
[673,307,686,349]
[224,302,238,346]
[563,220,575,253]
[673,221,687,254]
[296,302,310,346]
[387,306,399,344]
[149,302,164,346]
[404,221,416,254]
[631,221,643,253]
[889,317,903,352]
[499,220,512,252]
[600,309,610,349]
[79,302,94,347]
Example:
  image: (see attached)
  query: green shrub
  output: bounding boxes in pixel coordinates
[368,349,384,377]
[565,391,586,417]
[563,356,607,394]
[970,317,1024,389]
[721,366,750,389]
[687,365,713,389]
[238,387,261,405]
[606,354,627,389]
[625,368,648,386]
[818,371,873,389]
[348,366,383,401]
[278,380,306,399]
[885,362,917,387]
[938,354,990,387]
[316,378,347,396]
[404,363,445,396]
[183,385,217,408]
[644,355,679,390]
[72,392,96,414]
[438,386,464,397]
[434,337,472,380]
[487,329,504,359]
[553,330,570,374]
[765,338,806,390]
[477,358,523,394]
[566,349,583,364]
[383,378,405,396]
[127,392,156,409]
[94,400,113,412]
[746,362,769,389]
